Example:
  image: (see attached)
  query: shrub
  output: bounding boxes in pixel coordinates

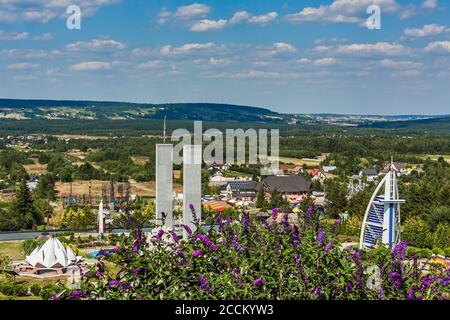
[406,246,420,258]
[444,247,450,258]
[30,284,41,296]
[60,207,449,301]
[21,239,42,255]
[418,248,433,259]
[402,217,432,249]
[432,223,450,249]
[0,283,28,297]
[432,247,445,256]
[40,284,62,300]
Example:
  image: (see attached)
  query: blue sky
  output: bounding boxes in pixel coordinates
[1,0,449,115]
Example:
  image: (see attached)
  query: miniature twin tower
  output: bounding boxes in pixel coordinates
[156,144,201,239]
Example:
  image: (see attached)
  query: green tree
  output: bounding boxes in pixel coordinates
[432,223,450,249]
[402,217,432,249]
[269,188,289,209]
[9,180,43,229]
[256,186,266,208]
[35,174,56,201]
[324,179,348,217]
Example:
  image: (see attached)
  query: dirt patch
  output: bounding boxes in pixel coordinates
[131,156,150,165]
[55,180,182,198]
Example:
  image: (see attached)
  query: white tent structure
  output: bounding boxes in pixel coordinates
[359,163,405,249]
[26,237,83,269]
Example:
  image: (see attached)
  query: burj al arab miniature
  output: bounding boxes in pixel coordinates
[359,161,405,249]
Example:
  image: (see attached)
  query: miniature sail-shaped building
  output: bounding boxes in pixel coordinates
[359,164,405,249]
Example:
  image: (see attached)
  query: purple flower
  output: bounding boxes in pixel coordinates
[389,272,402,290]
[133,228,142,253]
[243,214,250,230]
[292,229,300,248]
[281,213,289,231]
[131,268,143,276]
[196,234,218,251]
[109,280,122,288]
[313,285,321,298]
[171,232,179,243]
[192,250,204,258]
[352,250,361,263]
[440,276,449,287]
[391,241,408,260]
[183,224,193,235]
[176,251,186,258]
[324,241,334,254]
[306,206,315,218]
[378,287,386,300]
[317,228,325,245]
[407,286,417,300]
[346,282,353,294]
[198,276,212,294]
[421,275,435,291]
[335,218,341,225]
[96,271,103,278]
[253,278,264,287]
[155,229,164,241]
[226,216,231,225]
[68,290,87,300]
[232,236,245,253]
[271,208,279,220]
[189,203,195,212]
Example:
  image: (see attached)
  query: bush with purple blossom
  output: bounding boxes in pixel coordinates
[60,207,449,300]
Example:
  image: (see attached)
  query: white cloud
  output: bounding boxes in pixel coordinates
[160,42,217,56]
[159,3,210,25]
[137,60,165,69]
[174,3,211,19]
[229,11,250,25]
[391,70,421,77]
[66,39,127,51]
[33,32,54,41]
[160,6,278,31]
[315,42,411,56]
[0,30,28,40]
[7,62,40,70]
[404,24,448,38]
[13,74,37,81]
[271,42,297,54]
[0,49,60,59]
[422,0,438,9]
[285,0,400,24]
[424,41,450,53]
[378,59,422,69]
[248,12,278,25]
[313,57,338,66]
[190,19,228,32]
[69,61,115,71]
[0,0,121,23]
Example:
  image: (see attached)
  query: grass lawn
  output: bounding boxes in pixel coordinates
[0,241,24,260]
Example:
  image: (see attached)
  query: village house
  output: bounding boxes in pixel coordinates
[381,162,409,176]
[225,180,262,201]
[359,168,379,182]
[262,175,311,196]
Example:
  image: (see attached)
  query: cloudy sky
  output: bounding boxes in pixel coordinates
[1,0,449,115]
